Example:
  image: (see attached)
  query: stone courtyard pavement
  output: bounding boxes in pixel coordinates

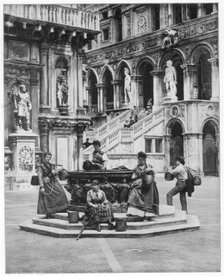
[5,176,220,273]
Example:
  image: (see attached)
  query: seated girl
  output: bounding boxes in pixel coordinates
[82,180,114,232]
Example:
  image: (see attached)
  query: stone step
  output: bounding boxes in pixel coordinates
[53,205,175,222]
[32,211,186,231]
[19,215,200,238]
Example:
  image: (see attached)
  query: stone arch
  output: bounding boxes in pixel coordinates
[99,64,114,83]
[166,118,186,135]
[202,118,219,176]
[115,59,132,80]
[101,65,114,110]
[55,56,69,69]
[190,42,214,64]
[201,117,219,134]
[136,56,156,73]
[166,118,185,166]
[136,57,155,108]
[158,48,185,70]
[87,68,99,109]
[87,68,99,84]
[190,43,213,100]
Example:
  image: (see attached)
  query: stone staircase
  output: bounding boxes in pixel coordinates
[84,107,165,156]
[84,109,132,153]
[19,205,200,238]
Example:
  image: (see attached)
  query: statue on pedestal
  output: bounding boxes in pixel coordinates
[124,67,131,105]
[164,60,177,99]
[12,84,32,132]
[57,70,68,106]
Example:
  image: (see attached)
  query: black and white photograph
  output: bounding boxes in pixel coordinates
[2,1,222,273]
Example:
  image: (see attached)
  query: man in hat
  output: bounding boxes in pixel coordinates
[166,156,188,212]
[89,140,107,170]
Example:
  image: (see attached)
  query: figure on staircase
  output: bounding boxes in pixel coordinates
[164,60,177,100]
[12,83,32,132]
[124,67,131,106]
[83,140,108,170]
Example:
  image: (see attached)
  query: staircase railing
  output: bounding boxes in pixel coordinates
[133,107,164,139]
[84,107,164,156]
[84,109,131,154]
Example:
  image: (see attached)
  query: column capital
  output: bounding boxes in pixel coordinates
[111,80,122,85]
[180,63,199,72]
[208,58,219,67]
[96,83,107,89]
[150,70,163,77]
[131,74,142,81]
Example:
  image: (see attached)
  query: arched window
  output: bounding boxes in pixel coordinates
[198,51,212,100]
[203,121,218,176]
[102,68,113,110]
[114,8,122,42]
[138,61,154,108]
[88,71,98,106]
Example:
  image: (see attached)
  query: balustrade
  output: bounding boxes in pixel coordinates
[4,4,100,32]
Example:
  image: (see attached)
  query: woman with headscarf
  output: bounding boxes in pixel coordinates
[37,152,69,218]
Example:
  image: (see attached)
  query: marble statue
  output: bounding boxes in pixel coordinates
[161,28,178,49]
[57,70,68,106]
[12,84,32,131]
[124,67,131,105]
[164,60,177,98]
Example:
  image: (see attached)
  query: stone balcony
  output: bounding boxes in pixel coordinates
[4,4,100,34]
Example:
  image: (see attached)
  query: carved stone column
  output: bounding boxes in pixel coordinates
[40,43,50,113]
[30,70,40,134]
[164,134,171,169]
[96,84,106,113]
[150,70,163,111]
[208,58,219,101]
[181,63,199,100]
[131,75,142,108]
[76,125,85,170]
[38,119,49,152]
[112,80,122,110]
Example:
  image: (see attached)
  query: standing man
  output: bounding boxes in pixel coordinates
[166,156,188,213]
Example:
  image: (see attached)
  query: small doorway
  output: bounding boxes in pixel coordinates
[170,122,184,166]
[203,121,218,176]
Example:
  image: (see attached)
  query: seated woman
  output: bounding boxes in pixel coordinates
[83,180,114,232]
[88,140,107,170]
[37,152,69,218]
[132,151,154,181]
[127,170,159,217]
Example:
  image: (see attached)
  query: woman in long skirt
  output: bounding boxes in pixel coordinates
[37,152,69,218]
[83,180,114,232]
[128,170,159,216]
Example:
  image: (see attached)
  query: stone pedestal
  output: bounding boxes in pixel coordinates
[8,132,38,190]
[163,95,178,103]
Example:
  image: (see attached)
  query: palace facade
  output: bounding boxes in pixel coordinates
[82,3,219,176]
[4,4,219,190]
[4,4,99,189]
